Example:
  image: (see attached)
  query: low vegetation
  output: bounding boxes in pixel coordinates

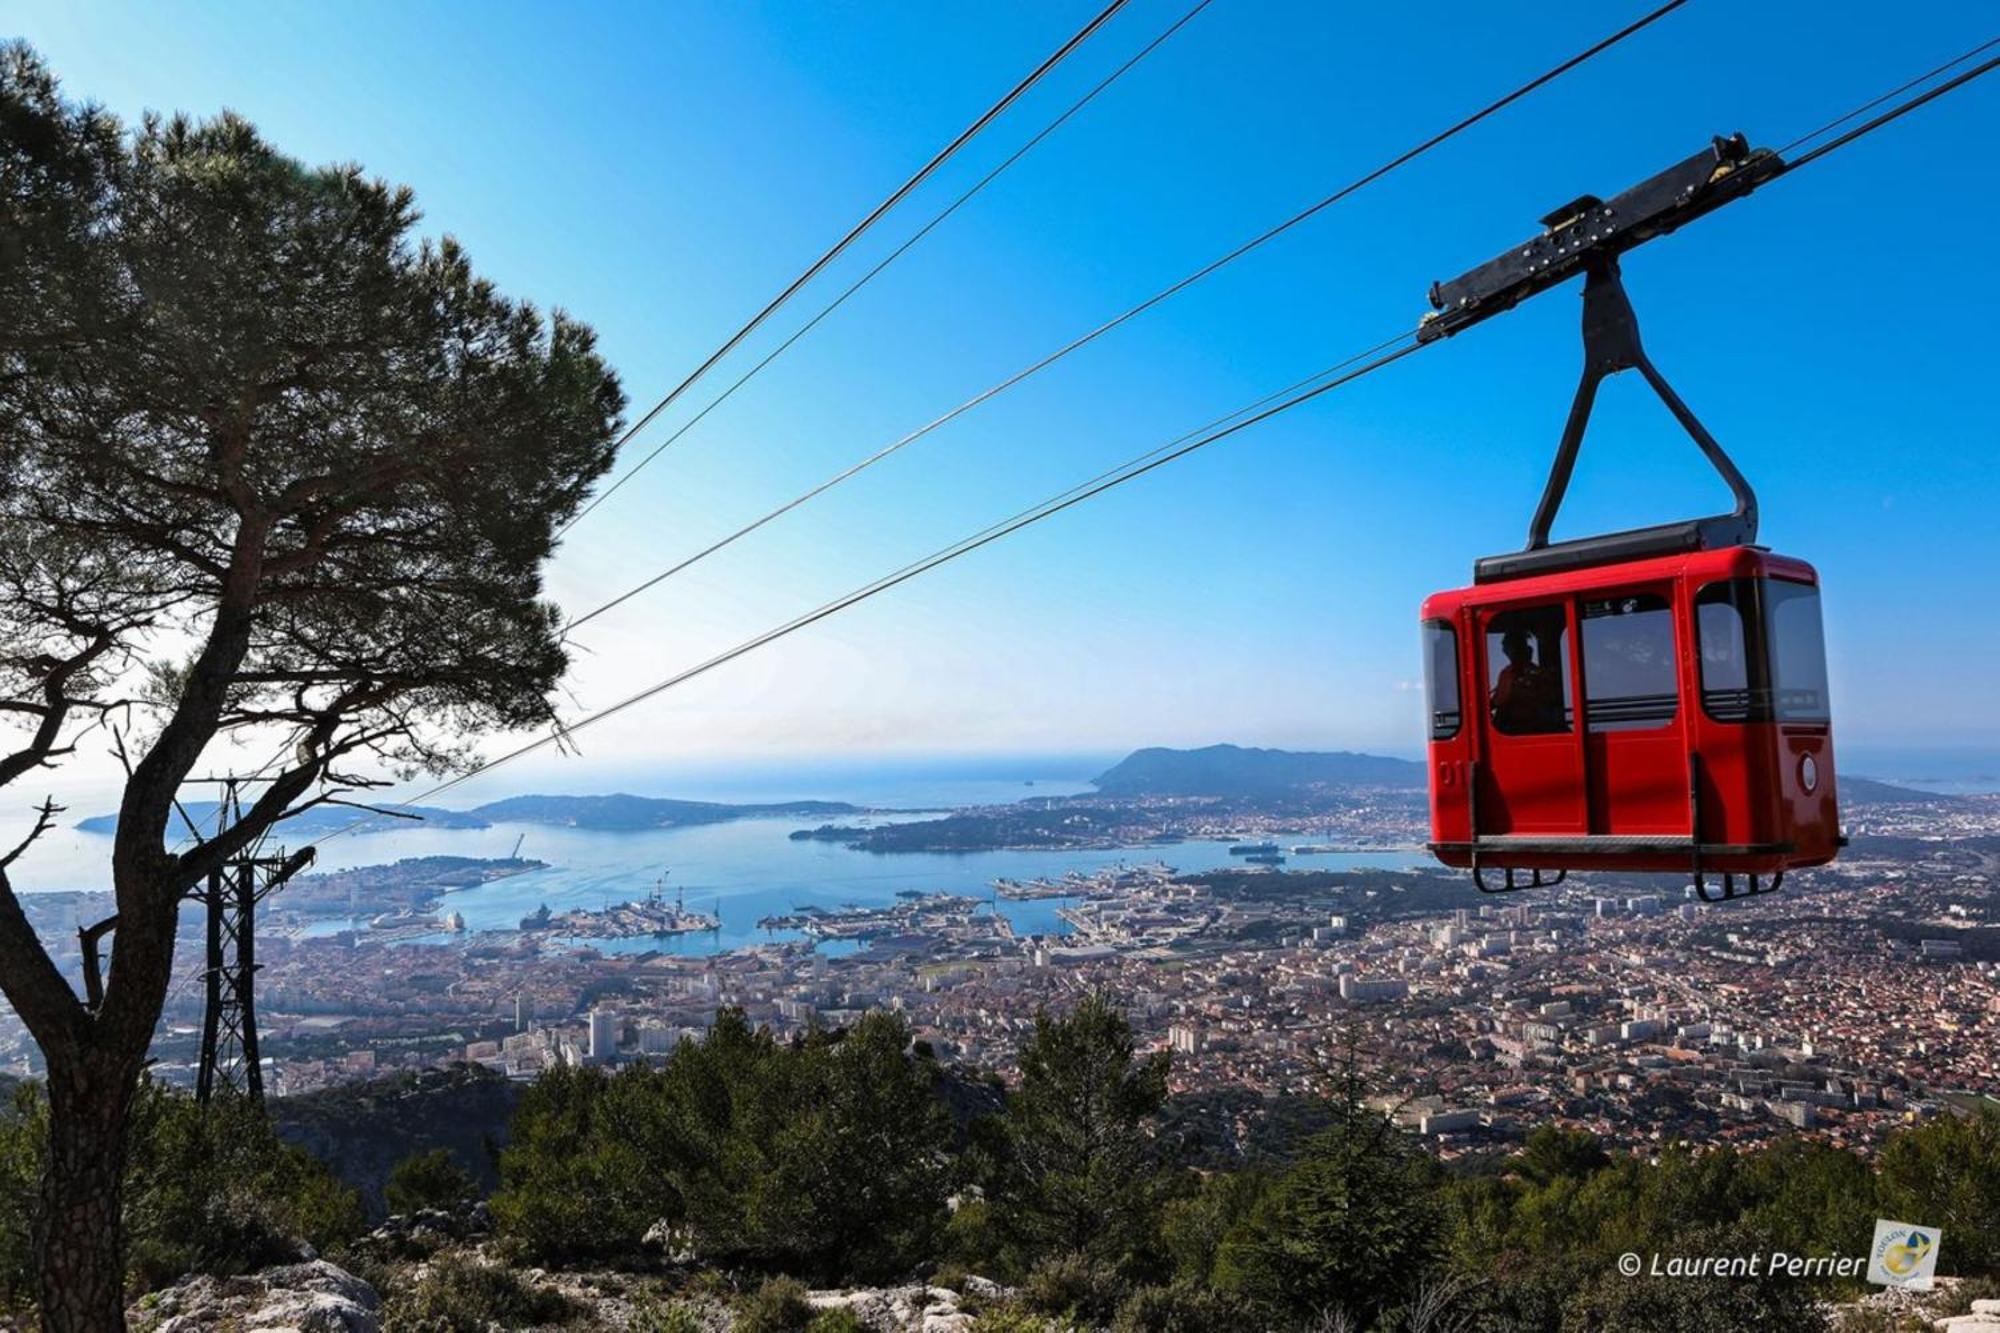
[0,1079,362,1321]
[383,1253,576,1332]
[384,1147,479,1216]
[2,997,1997,1329]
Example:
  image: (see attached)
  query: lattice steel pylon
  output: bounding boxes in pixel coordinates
[192,783,313,1106]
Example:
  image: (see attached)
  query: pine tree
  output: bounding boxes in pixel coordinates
[995,993,1173,1282]
[0,43,623,1328]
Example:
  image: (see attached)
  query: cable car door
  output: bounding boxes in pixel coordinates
[1475,601,1585,836]
[1577,588,1687,835]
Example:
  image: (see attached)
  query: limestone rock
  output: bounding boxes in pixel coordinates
[805,1279,1003,1333]
[135,1259,380,1333]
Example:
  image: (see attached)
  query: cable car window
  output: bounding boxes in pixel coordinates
[1695,578,1831,724]
[1766,580,1831,723]
[1579,593,1677,731]
[1485,605,1571,736]
[1696,582,1756,721]
[1423,620,1460,740]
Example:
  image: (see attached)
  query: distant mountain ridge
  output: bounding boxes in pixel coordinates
[1843,775,1962,804]
[78,793,861,837]
[75,800,487,836]
[466,793,861,831]
[78,763,1950,841]
[1093,744,1424,798]
[1090,747,1960,806]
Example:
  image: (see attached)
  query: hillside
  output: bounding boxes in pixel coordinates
[79,793,864,837]
[76,800,488,836]
[1843,775,1963,804]
[468,792,860,831]
[273,1063,521,1217]
[1092,744,1424,797]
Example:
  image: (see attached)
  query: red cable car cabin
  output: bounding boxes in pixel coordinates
[1421,545,1841,898]
[1410,136,1845,900]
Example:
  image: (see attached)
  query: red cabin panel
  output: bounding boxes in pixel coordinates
[1421,546,1841,884]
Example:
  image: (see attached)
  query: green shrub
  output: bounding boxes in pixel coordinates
[495,1010,955,1281]
[1212,1101,1444,1326]
[1939,1276,2000,1314]
[968,1303,1067,1333]
[386,1148,478,1215]
[630,1297,706,1333]
[1877,1107,2000,1276]
[996,996,1173,1279]
[385,1254,575,1332]
[942,1198,1002,1273]
[735,1275,814,1333]
[0,1083,43,1321]
[1110,1281,1255,1333]
[490,1062,658,1261]
[121,1083,365,1293]
[1018,1251,1124,1324]
[806,1309,868,1333]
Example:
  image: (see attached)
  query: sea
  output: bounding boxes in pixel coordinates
[20,754,1431,958]
[1836,745,2000,797]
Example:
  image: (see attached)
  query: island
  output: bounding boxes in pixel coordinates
[464,793,866,831]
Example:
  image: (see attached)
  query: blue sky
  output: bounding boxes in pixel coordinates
[9,0,1998,798]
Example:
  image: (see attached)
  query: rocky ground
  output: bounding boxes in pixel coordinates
[1829,1281,2000,1333]
[130,1260,380,1332]
[129,1261,992,1333]
[124,1202,999,1332]
[117,1204,1998,1333]
[1943,1301,2000,1333]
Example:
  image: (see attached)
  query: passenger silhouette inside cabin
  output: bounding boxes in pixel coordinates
[1492,628,1563,734]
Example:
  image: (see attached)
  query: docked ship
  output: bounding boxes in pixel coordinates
[1228,841,1280,856]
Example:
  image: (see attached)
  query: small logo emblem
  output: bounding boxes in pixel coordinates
[1800,754,1819,794]
[1867,1219,1940,1290]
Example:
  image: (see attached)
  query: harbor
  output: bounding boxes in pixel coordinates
[518,880,719,940]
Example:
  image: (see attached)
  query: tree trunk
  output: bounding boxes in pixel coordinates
[36,1053,133,1333]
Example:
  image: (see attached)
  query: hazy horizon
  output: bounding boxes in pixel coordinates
[39,737,2000,822]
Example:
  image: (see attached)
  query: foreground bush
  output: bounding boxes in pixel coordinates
[806,1309,869,1333]
[1018,1252,1125,1326]
[494,1009,955,1281]
[385,1147,479,1215]
[0,1078,363,1318]
[0,1082,40,1318]
[124,1085,366,1291]
[629,1298,707,1333]
[734,1275,814,1333]
[1109,1280,1255,1332]
[385,1254,575,1332]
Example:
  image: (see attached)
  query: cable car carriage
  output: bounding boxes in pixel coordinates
[1416,136,1842,901]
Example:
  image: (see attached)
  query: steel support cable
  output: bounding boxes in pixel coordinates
[559,0,1691,629]
[560,0,1222,543]
[1778,49,2000,173]
[165,742,301,855]
[557,0,1137,537]
[566,329,1410,637]
[304,332,1423,847]
[1776,34,2000,156]
[293,35,2000,851]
